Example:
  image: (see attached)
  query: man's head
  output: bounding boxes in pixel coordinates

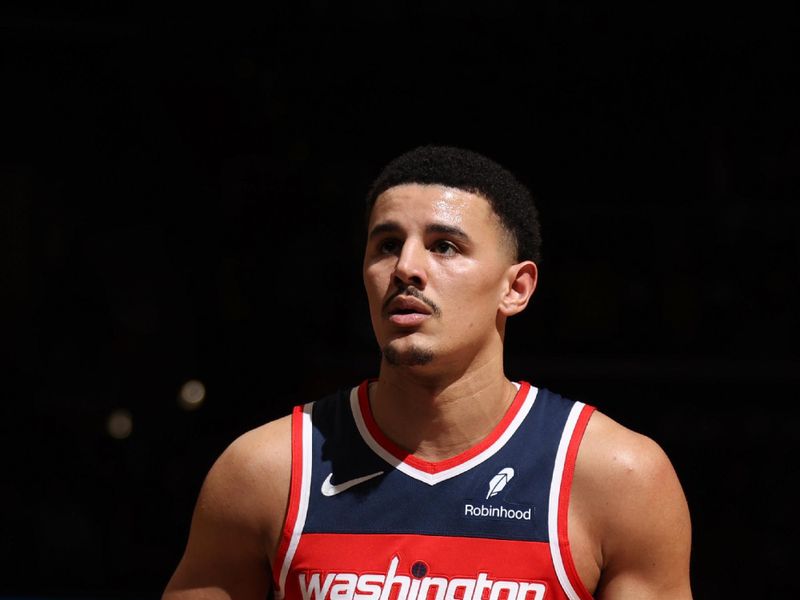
[362,146,540,372]
[365,145,542,265]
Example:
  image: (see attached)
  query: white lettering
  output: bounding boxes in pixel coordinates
[445,578,475,600]
[515,583,545,600]
[300,573,336,600]
[331,574,358,600]
[378,556,410,600]
[356,574,385,600]
[488,581,518,600]
[473,573,493,600]
[408,578,421,600]
[298,562,546,600]
[463,504,532,521]
[418,577,447,600]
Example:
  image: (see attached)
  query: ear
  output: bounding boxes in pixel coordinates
[499,261,538,317]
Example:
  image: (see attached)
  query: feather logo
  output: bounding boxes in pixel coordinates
[486,467,515,499]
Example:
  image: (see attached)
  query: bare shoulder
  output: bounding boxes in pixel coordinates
[571,410,693,599]
[576,411,682,498]
[162,413,293,600]
[201,413,293,559]
[211,414,293,507]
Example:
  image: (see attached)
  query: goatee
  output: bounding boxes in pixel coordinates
[383,344,434,366]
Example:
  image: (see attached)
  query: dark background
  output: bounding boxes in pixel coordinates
[2,4,799,598]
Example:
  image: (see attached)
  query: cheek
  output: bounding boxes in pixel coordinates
[363,267,388,309]
[443,272,505,324]
[449,284,499,321]
[446,262,503,297]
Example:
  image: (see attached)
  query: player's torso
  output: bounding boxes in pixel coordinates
[273,381,595,600]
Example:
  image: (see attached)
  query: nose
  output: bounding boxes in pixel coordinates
[393,239,427,289]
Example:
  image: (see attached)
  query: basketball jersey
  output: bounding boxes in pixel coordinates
[273,380,596,600]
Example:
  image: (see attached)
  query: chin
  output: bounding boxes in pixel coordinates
[382,342,435,367]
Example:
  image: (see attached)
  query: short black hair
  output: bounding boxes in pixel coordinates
[365,145,542,264]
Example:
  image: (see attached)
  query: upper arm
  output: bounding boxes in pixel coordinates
[573,412,693,600]
[162,416,292,600]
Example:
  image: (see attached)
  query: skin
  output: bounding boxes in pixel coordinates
[162,184,693,599]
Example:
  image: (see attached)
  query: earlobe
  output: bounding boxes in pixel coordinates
[499,261,538,317]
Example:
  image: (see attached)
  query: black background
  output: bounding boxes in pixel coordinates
[2,4,799,598]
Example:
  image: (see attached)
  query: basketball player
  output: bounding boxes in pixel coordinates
[162,146,692,599]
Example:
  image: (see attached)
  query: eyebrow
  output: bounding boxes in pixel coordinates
[368,220,472,243]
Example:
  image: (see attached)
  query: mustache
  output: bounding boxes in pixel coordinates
[383,286,442,317]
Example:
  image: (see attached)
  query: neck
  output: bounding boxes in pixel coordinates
[369,356,517,463]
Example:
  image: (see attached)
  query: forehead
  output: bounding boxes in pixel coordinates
[369,183,498,230]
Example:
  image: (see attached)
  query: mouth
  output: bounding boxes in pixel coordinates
[385,295,434,326]
[387,311,430,326]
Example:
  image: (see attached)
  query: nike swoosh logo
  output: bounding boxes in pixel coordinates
[321,471,384,496]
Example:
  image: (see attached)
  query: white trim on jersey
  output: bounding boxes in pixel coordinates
[277,402,314,599]
[350,382,539,485]
[547,401,586,600]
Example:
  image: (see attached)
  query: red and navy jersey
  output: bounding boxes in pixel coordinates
[273,380,596,600]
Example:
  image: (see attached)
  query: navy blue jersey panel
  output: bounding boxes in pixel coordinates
[302,385,579,543]
[312,388,382,480]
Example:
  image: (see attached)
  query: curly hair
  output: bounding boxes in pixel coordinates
[364,145,542,264]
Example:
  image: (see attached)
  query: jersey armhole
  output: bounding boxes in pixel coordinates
[271,404,307,593]
[554,403,596,600]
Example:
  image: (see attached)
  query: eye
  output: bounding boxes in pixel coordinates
[431,240,458,255]
[378,238,401,254]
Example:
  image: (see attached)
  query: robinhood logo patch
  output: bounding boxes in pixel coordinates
[463,468,533,522]
[463,504,532,521]
[486,468,514,499]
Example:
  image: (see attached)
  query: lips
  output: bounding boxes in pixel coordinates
[386,295,433,327]
[387,295,433,316]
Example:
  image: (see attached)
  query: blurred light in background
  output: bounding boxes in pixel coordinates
[107,409,133,439]
[178,379,206,411]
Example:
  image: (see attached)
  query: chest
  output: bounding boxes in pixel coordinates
[272,382,595,600]
[305,441,554,542]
